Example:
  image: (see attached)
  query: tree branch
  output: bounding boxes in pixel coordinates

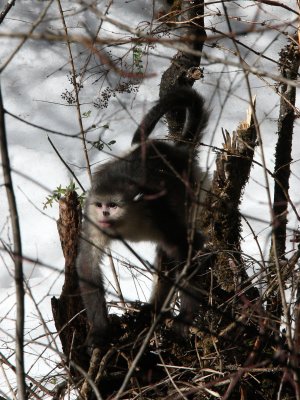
[0,82,26,397]
[160,0,206,136]
[268,39,299,320]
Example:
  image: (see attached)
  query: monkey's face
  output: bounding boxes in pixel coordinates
[95,201,124,230]
[88,191,160,241]
[88,194,127,233]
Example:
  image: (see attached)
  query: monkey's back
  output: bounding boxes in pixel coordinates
[93,140,197,200]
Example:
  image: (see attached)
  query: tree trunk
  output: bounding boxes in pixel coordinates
[51,191,89,372]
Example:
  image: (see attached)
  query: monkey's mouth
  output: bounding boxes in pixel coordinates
[99,220,113,229]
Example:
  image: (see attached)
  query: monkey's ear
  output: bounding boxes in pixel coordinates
[133,192,144,202]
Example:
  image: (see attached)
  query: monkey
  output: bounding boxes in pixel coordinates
[76,86,210,345]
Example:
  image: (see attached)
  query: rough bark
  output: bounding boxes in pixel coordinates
[202,102,259,299]
[267,39,299,319]
[270,41,299,260]
[51,191,89,371]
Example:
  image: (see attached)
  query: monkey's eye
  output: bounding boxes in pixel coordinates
[108,202,118,209]
[95,202,102,208]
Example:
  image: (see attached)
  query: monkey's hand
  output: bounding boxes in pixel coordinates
[172,314,192,339]
[138,303,172,327]
[86,314,122,349]
[133,303,153,329]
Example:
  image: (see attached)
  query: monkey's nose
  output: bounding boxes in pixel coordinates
[103,211,109,217]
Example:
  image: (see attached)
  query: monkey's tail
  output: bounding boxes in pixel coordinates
[131,86,209,146]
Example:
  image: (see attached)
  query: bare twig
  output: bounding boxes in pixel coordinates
[47,136,85,192]
[56,0,92,182]
[79,348,103,400]
[0,84,26,397]
[0,0,16,24]
[108,250,126,307]
[0,31,299,88]
[0,1,53,73]
[0,353,53,398]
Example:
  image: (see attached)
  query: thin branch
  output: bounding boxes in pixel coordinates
[47,136,85,192]
[0,31,299,88]
[56,0,92,182]
[0,1,53,73]
[108,250,125,308]
[0,0,16,25]
[0,353,53,398]
[0,84,26,397]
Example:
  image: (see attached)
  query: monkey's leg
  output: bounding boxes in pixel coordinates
[150,247,200,337]
[178,270,201,330]
[177,242,206,335]
[76,238,109,346]
[150,247,178,315]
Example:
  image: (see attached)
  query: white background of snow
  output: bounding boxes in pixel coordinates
[0,1,299,397]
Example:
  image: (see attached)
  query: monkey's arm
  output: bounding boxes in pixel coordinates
[76,226,110,345]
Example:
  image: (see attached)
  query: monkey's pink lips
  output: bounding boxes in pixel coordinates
[99,220,113,229]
